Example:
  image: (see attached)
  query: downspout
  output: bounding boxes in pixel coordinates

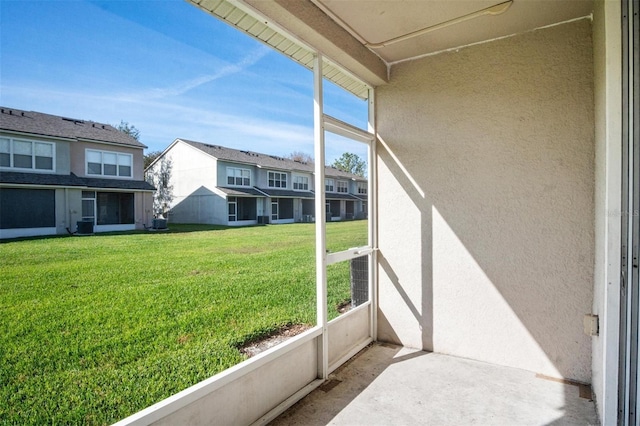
[64,188,73,234]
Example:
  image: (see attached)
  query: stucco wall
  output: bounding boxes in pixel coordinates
[135,191,153,229]
[162,141,217,215]
[70,141,144,179]
[170,186,228,224]
[55,141,71,175]
[376,19,595,382]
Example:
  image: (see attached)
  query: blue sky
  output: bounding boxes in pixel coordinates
[0,0,369,163]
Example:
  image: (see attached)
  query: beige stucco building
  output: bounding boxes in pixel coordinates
[0,107,154,238]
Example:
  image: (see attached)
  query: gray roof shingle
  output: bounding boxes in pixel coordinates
[0,107,147,148]
[0,171,154,191]
[258,188,314,198]
[179,139,366,181]
[217,187,268,197]
[325,193,360,200]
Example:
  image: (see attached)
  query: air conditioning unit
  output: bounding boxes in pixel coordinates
[76,220,93,235]
[152,219,167,229]
[302,214,312,222]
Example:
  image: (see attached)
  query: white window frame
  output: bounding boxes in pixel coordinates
[268,171,287,188]
[226,167,251,187]
[0,137,56,172]
[336,180,348,193]
[81,191,96,224]
[325,178,334,192]
[293,175,309,191]
[357,182,367,194]
[228,197,237,222]
[85,149,133,178]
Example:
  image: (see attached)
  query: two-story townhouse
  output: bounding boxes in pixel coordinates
[324,167,367,221]
[254,154,315,224]
[147,138,366,226]
[0,107,155,239]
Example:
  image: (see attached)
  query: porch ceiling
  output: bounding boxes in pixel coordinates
[310,0,594,64]
[189,0,594,97]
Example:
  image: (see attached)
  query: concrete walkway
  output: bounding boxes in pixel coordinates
[271,343,599,425]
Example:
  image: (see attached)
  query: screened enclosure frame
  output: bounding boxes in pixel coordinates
[313,53,377,380]
[115,7,379,426]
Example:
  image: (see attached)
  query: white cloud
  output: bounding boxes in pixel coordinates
[0,82,315,156]
[124,46,272,101]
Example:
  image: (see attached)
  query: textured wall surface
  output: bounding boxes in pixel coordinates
[70,141,143,179]
[165,141,216,212]
[376,19,595,382]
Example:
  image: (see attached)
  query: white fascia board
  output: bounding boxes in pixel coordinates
[145,138,183,172]
[76,138,147,150]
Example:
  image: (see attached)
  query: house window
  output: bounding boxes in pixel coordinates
[0,137,55,171]
[86,149,132,178]
[268,171,287,188]
[357,182,367,194]
[337,180,348,193]
[325,178,334,192]
[293,175,309,190]
[227,168,251,186]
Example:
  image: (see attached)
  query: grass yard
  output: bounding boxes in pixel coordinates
[0,220,367,425]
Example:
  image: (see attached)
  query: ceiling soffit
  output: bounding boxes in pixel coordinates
[189,0,594,94]
[189,0,387,99]
[312,0,594,64]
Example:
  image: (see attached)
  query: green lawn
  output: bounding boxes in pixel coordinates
[0,221,367,425]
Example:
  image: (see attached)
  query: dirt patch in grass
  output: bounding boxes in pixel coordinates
[239,324,311,358]
[337,299,352,314]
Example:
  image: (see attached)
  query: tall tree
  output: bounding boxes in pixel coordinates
[144,150,162,169]
[116,120,140,141]
[332,152,366,177]
[146,157,174,218]
[288,151,314,164]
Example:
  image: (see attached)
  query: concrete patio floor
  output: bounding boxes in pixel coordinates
[270,343,599,425]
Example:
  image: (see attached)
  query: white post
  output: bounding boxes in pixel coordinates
[313,53,328,380]
[367,87,378,341]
